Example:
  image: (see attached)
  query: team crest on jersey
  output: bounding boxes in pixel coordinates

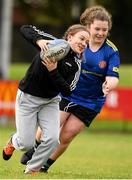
[99,61,107,68]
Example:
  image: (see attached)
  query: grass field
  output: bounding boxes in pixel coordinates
[0,126,132,179]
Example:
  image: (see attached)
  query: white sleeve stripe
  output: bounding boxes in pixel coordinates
[70,59,81,91]
[32,25,57,40]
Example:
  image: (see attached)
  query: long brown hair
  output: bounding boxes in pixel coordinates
[80,5,112,31]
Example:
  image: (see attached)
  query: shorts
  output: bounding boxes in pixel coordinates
[59,98,98,127]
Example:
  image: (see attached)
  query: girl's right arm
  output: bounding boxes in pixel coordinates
[20,25,57,49]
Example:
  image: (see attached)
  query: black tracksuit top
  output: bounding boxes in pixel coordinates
[18,25,82,98]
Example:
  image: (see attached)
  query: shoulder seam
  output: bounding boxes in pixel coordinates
[106,39,118,51]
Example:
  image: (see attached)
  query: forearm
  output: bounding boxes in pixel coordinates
[105,76,119,91]
[102,76,119,96]
[20,25,56,48]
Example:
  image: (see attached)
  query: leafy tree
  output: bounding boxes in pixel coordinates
[13,0,132,63]
[14,0,87,26]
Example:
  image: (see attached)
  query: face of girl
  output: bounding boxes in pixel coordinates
[68,31,89,54]
[88,20,109,44]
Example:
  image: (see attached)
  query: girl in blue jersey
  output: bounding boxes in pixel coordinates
[21,5,120,173]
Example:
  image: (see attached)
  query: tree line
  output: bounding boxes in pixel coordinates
[11,0,132,64]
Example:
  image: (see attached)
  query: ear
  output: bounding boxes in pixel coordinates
[67,34,72,42]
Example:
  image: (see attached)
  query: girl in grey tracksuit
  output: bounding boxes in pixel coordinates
[9,25,89,173]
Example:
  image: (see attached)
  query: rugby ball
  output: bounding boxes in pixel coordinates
[40,39,70,61]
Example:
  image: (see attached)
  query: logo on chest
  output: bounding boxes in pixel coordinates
[98,61,107,69]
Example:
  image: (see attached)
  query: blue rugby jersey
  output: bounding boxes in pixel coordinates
[63,39,120,112]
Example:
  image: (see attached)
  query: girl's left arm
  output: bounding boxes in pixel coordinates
[102,76,119,96]
[106,76,119,90]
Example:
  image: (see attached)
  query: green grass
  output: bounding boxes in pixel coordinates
[0,126,132,179]
[119,64,132,87]
[9,63,132,87]
[90,119,132,132]
[9,63,29,80]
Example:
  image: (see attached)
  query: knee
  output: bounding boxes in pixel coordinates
[59,137,71,150]
[60,132,75,146]
[12,133,35,151]
[60,137,71,146]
